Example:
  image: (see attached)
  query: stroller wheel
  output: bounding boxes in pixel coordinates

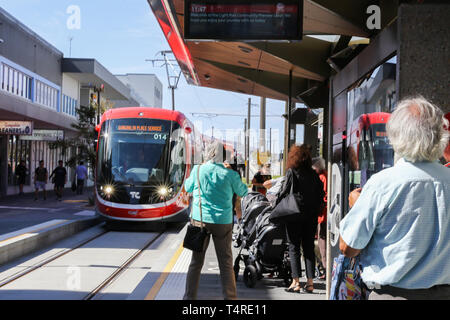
[233,257,241,281]
[243,265,258,288]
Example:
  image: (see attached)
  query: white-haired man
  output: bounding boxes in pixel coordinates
[339,96,450,300]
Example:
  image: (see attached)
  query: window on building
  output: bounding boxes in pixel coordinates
[61,94,78,117]
[34,80,58,110]
[1,63,33,101]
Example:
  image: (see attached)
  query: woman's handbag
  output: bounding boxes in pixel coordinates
[269,172,304,223]
[183,165,209,252]
[329,254,366,300]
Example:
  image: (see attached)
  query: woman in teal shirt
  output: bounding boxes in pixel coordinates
[183,140,248,300]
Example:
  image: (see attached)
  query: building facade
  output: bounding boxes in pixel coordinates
[0,8,136,197]
[114,73,163,108]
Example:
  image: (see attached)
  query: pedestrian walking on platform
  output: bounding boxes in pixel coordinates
[15,160,27,195]
[274,144,324,294]
[251,163,272,196]
[50,160,67,201]
[312,157,327,280]
[183,140,248,300]
[340,96,450,300]
[224,153,243,222]
[75,161,88,195]
[34,160,48,201]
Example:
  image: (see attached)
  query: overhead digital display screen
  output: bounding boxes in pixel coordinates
[184,1,303,41]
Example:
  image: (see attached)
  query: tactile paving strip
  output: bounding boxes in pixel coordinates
[154,247,192,300]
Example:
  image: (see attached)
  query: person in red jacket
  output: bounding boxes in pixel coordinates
[444,112,450,167]
[312,157,327,280]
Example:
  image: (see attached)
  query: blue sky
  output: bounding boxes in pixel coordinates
[0,0,299,152]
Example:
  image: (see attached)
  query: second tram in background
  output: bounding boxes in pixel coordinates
[94,107,204,223]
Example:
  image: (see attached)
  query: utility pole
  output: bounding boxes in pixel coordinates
[246,98,251,184]
[146,51,181,111]
[288,69,293,151]
[269,127,272,158]
[244,118,247,180]
[259,96,266,154]
[97,89,100,125]
[95,84,104,125]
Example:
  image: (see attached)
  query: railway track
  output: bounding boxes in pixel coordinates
[0,226,165,300]
[83,231,164,300]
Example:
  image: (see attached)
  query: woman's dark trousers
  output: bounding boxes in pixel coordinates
[286,219,317,279]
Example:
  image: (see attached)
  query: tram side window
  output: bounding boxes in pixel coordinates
[169,132,186,194]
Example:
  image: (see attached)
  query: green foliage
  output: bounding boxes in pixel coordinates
[49,104,97,171]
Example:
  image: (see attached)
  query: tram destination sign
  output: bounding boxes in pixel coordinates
[184,0,303,41]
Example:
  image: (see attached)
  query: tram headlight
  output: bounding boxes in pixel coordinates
[157,186,169,197]
[104,185,114,195]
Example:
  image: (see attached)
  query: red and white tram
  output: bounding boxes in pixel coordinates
[94,107,202,222]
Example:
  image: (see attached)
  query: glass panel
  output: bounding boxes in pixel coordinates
[13,69,17,94]
[44,85,48,106]
[346,58,396,192]
[36,81,40,103]
[50,88,53,108]
[18,72,22,97]
[8,67,13,93]
[53,89,56,109]
[1,64,5,90]
[7,136,13,185]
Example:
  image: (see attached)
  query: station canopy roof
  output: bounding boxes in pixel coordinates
[147,0,399,109]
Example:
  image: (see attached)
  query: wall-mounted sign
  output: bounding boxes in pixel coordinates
[184,0,303,41]
[0,121,33,135]
[20,129,64,141]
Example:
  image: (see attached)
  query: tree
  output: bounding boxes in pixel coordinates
[50,102,97,173]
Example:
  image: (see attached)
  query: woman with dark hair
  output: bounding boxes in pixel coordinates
[275,144,324,294]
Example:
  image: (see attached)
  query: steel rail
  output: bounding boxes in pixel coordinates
[0,228,109,288]
[83,231,165,300]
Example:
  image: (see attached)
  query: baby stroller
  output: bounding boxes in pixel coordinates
[233,192,270,249]
[234,206,292,288]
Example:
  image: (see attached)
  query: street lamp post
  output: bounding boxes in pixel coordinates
[95,84,104,125]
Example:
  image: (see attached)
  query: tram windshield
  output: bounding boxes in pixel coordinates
[370,123,394,171]
[96,118,186,204]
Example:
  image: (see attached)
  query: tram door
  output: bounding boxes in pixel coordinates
[328,91,347,260]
